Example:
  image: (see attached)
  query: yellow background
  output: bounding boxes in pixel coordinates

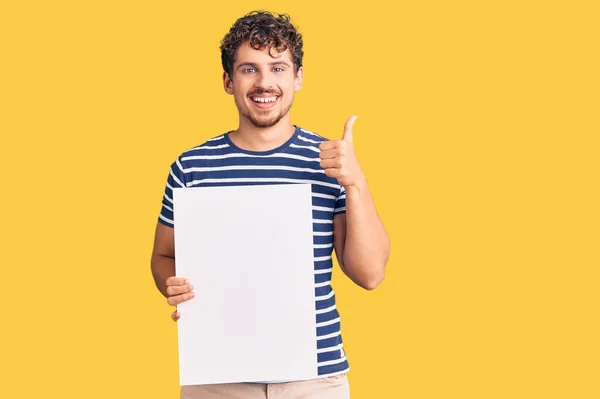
[1,1,598,398]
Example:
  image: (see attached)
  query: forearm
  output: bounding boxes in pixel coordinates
[151,254,175,298]
[342,178,390,290]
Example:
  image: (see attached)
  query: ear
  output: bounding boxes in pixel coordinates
[223,71,233,94]
[294,66,304,92]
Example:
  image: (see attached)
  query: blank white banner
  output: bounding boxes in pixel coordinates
[173,183,318,386]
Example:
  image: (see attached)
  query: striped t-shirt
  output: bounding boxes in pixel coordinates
[158,125,349,378]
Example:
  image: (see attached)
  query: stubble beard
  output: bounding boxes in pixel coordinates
[243,101,293,128]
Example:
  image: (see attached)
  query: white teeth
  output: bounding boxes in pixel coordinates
[252,96,277,103]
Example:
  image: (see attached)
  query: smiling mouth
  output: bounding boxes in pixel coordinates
[250,96,279,103]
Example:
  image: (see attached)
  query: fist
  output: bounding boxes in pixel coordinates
[166,277,195,322]
[319,115,365,189]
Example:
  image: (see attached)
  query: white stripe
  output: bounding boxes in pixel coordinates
[166,182,174,191]
[317,317,340,328]
[298,135,322,144]
[334,207,346,213]
[299,128,324,139]
[316,290,335,301]
[315,256,332,262]
[191,144,229,150]
[183,165,324,174]
[182,153,319,162]
[315,281,331,288]
[315,304,337,315]
[316,343,343,354]
[338,194,346,200]
[159,214,173,225]
[318,368,350,378]
[207,135,224,141]
[290,143,321,153]
[313,206,334,212]
[188,177,339,189]
[312,219,333,224]
[163,204,173,212]
[170,169,185,188]
[314,244,333,249]
[313,231,333,236]
[317,331,341,340]
[175,158,186,174]
[315,267,333,275]
[164,194,173,204]
[318,356,347,367]
[312,192,336,200]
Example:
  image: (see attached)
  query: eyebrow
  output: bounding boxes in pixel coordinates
[236,61,291,69]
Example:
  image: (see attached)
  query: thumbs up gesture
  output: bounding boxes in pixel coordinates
[319,115,366,189]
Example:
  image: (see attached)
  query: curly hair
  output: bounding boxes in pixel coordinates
[220,10,304,78]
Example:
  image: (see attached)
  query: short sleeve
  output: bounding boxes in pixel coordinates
[158,157,186,228]
[333,185,346,216]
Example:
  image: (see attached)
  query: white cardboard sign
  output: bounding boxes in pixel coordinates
[173,184,318,385]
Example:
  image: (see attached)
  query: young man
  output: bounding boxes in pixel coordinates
[151,10,390,399]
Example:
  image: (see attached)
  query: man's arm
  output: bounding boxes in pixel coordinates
[150,221,195,313]
[322,115,390,290]
[333,184,390,290]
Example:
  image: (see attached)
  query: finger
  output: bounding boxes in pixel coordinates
[167,291,195,306]
[319,149,341,160]
[342,115,358,143]
[166,283,194,296]
[171,310,180,322]
[318,140,341,152]
[166,277,190,286]
[320,159,341,169]
[324,168,341,178]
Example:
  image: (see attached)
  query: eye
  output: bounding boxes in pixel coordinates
[243,68,256,73]
[273,67,284,72]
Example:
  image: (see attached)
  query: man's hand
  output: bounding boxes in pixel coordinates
[318,115,366,190]
[166,277,195,322]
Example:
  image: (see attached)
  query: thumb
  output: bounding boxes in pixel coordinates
[343,115,358,143]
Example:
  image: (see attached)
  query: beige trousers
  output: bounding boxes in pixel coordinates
[180,373,350,399]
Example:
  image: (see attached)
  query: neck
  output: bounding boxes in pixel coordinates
[229,115,296,152]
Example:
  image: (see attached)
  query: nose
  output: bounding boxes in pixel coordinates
[255,71,275,92]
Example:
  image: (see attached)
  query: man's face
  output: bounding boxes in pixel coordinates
[224,42,303,128]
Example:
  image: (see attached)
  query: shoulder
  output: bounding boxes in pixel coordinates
[296,127,331,146]
[170,133,231,166]
[178,133,230,159]
[167,133,230,177]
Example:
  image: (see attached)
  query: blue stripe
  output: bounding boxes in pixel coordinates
[316,295,336,310]
[182,155,320,168]
[312,223,334,233]
[313,236,333,245]
[314,248,333,257]
[316,309,339,323]
[315,273,332,284]
[314,260,333,271]
[318,349,343,362]
[317,334,343,349]
[318,360,349,375]
[187,168,324,180]
[312,201,334,210]
[315,285,332,297]
[317,321,340,336]
[312,209,334,219]
[187,180,294,188]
